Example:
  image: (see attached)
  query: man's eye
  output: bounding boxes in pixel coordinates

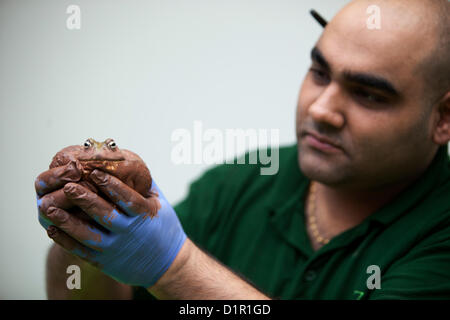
[310,68,330,85]
[352,88,387,104]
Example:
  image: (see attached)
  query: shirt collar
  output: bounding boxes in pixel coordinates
[267,143,450,226]
[369,144,450,225]
[266,145,306,212]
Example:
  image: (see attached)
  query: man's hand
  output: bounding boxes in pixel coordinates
[36,165,187,288]
[36,162,270,299]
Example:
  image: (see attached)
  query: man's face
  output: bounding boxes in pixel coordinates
[296,2,440,190]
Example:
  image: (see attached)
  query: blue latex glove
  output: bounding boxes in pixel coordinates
[36,166,187,288]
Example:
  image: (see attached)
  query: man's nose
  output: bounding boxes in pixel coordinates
[308,84,345,129]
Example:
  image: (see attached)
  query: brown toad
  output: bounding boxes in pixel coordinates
[50,138,159,218]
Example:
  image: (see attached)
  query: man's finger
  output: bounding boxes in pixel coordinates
[37,188,73,217]
[35,160,82,197]
[63,182,130,232]
[47,226,100,266]
[46,206,109,251]
[89,170,154,217]
[39,211,53,230]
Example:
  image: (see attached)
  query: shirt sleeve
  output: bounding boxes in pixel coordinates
[132,163,234,299]
[174,161,251,252]
[368,229,450,300]
[132,150,269,300]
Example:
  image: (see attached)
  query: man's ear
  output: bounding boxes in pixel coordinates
[432,91,450,145]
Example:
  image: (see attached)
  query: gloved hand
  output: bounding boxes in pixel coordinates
[36,164,187,288]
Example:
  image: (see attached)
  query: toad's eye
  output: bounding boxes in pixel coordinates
[108,140,117,150]
[84,139,92,148]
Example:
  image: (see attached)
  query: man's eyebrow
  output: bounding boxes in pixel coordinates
[342,71,399,96]
[311,47,330,71]
[310,46,400,97]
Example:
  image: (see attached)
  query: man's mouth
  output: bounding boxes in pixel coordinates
[301,130,343,154]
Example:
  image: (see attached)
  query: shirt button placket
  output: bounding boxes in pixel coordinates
[304,270,317,282]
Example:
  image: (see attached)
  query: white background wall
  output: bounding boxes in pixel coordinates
[0,0,348,299]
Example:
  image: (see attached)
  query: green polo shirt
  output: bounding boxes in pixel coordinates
[135,144,450,300]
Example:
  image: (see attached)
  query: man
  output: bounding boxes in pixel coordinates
[36,0,450,299]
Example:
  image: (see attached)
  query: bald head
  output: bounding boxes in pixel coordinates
[328,0,450,104]
[417,0,450,103]
[296,0,450,190]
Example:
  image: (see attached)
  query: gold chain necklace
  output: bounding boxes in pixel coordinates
[307,182,330,246]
